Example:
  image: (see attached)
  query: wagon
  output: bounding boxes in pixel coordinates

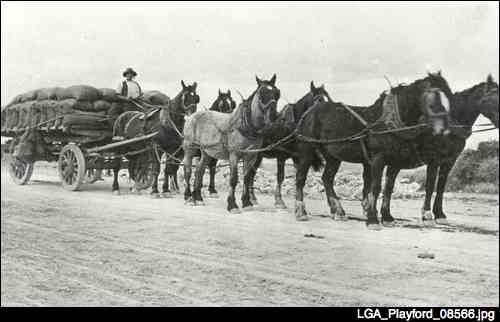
[3,106,160,192]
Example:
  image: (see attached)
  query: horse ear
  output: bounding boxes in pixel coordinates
[192,82,197,90]
[227,89,231,96]
[181,80,186,89]
[218,89,222,96]
[270,74,277,86]
[310,81,315,91]
[321,84,325,89]
[437,70,442,76]
[256,75,262,86]
[487,74,494,84]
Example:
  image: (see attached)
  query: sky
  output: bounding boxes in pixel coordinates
[1,1,498,146]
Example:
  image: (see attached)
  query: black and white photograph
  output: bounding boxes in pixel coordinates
[1,1,498,309]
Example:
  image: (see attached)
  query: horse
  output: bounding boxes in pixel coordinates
[111,80,199,195]
[380,75,499,224]
[293,72,452,229]
[150,81,199,197]
[205,89,237,198]
[244,81,330,209]
[182,74,280,213]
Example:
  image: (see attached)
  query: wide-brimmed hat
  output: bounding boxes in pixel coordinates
[122,67,138,77]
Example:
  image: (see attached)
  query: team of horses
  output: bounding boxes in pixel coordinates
[112,72,499,230]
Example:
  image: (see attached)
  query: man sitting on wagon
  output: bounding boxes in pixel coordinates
[116,67,143,100]
[112,67,143,142]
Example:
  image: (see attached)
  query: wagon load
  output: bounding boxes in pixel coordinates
[1,85,130,136]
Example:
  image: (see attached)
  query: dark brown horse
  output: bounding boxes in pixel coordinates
[206,89,237,198]
[380,75,499,224]
[293,72,452,229]
[183,75,280,213]
[243,81,329,209]
[150,81,199,197]
[111,81,199,195]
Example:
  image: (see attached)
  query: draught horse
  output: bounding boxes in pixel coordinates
[183,75,280,213]
[111,81,199,195]
[381,75,499,224]
[206,89,237,198]
[294,72,452,229]
[245,81,330,209]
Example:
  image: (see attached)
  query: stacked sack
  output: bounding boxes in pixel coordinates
[1,85,170,137]
[1,85,125,135]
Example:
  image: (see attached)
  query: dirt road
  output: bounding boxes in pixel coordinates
[1,164,498,306]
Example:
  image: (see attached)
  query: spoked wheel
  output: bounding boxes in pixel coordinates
[58,143,86,191]
[8,156,34,185]
[84,168,102,184]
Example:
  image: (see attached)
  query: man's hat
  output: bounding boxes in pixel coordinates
[122,67,137,77]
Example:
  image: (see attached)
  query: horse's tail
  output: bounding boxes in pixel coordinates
[310,150,324,172]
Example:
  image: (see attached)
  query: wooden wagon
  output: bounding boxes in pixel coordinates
[3,109,159,192]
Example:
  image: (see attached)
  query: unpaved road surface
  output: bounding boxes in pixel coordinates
[1,164,498,306]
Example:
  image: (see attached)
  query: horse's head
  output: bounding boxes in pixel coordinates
[417,71,453,135]
[308,81,330,104]
[212,89,236,113]
[252,74,280,127]
[477,75,499,128]
[179,80,200,116]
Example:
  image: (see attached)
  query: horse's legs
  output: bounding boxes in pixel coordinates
[361,162,371,216]
[150,157,160,197]
[208,157,218,196]
[241,164,254,210]
[183,151,193,203]
[366,155,385,229]
[422,163,439,224]
[321,156,347,220]
[161,161,171,197]
[112,158,120,195]
[227,153,240,213]
[380,166,400,226]
[321,157,345,219]
[192,151,210,205]
[433,160,455,224]
[295,145,313,221]
[248,154,262,205]
[172,166,180,192]
[274,156,287,209]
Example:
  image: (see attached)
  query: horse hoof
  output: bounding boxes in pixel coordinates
[421,209,434,221]
[208,193,219,199]
[274,202,287,209]
[229,208,241,214]
[296,214,309,222]
[113,190,120,196]
[242,205,253,212]
[150,193,161,199]
[161,192,171,198]
[382,220,396,227]
[435,218,449,225]
[194,200,205,206]
[334,215,349,222]
[421,219,436,227]
[366,223,382,231]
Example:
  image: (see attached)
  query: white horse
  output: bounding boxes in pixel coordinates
[182,75,280,213]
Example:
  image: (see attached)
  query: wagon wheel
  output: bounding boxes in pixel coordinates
[8,156,34,185]
[58,143,86,191]
[84,168,102,184]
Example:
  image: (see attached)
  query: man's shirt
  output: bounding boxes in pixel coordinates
[117,80,142,99]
